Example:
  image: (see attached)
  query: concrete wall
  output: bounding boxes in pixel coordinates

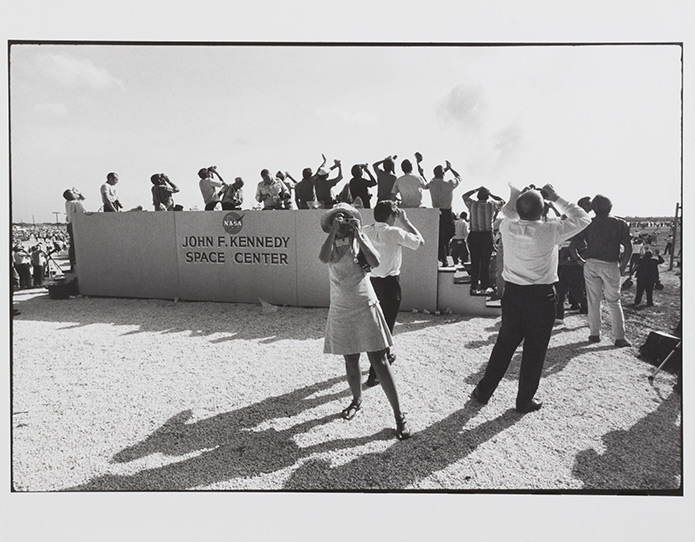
[73,208,440,311]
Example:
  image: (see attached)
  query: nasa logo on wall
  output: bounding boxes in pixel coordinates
[222,212,244,234]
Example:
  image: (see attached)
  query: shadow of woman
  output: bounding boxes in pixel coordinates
[64,374,366,491]
[571,391,681,492]
[283,399,522,490]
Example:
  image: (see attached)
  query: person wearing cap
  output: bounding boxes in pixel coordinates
[373,155,398,202]
[471,183,591,413]
[462,185,505,295]
[256,169,289,210]
[427,160,461,267]
[575,194,632,347]
[319,203,411,440]
[391,157,428,208]
[198,167,225,210]
[312,158,343,209]
[361,200,424,387]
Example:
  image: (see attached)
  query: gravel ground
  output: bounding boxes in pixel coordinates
[10,270,682,492]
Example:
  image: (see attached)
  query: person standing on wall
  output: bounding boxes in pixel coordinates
[313,157,343,209]
[390,157,428,208]
[275,171,296,210]
[295,168,317,209]
[256,168,290,210]
[101,172,122,212]
[427,160,461,267]
[64,187,86,272]
[471,183,590,413]
[346,163,377,208]
[362,200,424,387]
[219,177,244,210]
[575,194,632,347]
[198,166,225,211]
[373,155,398,203]
[462,186,505,295]
[151,173,180,211]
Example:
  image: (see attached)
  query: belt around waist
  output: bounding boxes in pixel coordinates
[504,281,555,292]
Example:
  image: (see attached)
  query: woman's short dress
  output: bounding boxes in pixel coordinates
[324,238,393,355]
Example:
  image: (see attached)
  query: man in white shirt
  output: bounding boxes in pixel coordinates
[391,158,428,208]
[471,183,590,413]
[198,166,226,210]
[101,172,122,212]
[362,200,424,386]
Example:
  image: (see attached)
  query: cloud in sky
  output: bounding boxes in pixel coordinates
[35,53,126,91]
[437,83,487,133]
[32,102,68,116]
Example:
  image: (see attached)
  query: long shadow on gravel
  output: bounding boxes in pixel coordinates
[12,294,326,343]
[283,400,520,490]
[572,391,681,492]
[460,341,618,387]
[64,375,369,491]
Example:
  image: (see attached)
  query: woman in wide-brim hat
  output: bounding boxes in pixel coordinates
[319,203,411,440]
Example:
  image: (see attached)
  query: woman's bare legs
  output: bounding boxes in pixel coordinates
[343,354,362,402]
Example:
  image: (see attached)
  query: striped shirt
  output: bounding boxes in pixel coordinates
[464,198,503,232]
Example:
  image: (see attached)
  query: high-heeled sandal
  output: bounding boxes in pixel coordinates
[396,413,411,440]
[341,398,362,420]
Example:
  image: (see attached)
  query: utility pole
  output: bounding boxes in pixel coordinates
[53,211,61,224]
[669,202,681,270]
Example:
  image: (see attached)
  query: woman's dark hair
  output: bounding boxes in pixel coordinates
[63,189,74,201]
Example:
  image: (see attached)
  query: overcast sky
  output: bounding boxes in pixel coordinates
[9,43,681,223]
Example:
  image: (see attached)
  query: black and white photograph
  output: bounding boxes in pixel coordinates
[3,1,694,541]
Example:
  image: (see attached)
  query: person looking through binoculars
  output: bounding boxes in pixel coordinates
[151,173,180,211]
[198,166,225,211]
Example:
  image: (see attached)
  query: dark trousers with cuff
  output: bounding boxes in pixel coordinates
[368,275,401,381]
[438,209,454,264]
[474,282,556,409]
[467,231,494,290]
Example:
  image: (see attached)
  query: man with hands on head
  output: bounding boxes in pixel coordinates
[462,185,505,294]
[471,183,590,413]
[373,154,398,202]
[362,200,425,387]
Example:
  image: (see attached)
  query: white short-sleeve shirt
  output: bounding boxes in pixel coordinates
[362,222,422,278]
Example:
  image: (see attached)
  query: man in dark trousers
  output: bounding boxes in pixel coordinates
[471,183,590,413]
[362,201,424,387]
[462,185,505,295]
